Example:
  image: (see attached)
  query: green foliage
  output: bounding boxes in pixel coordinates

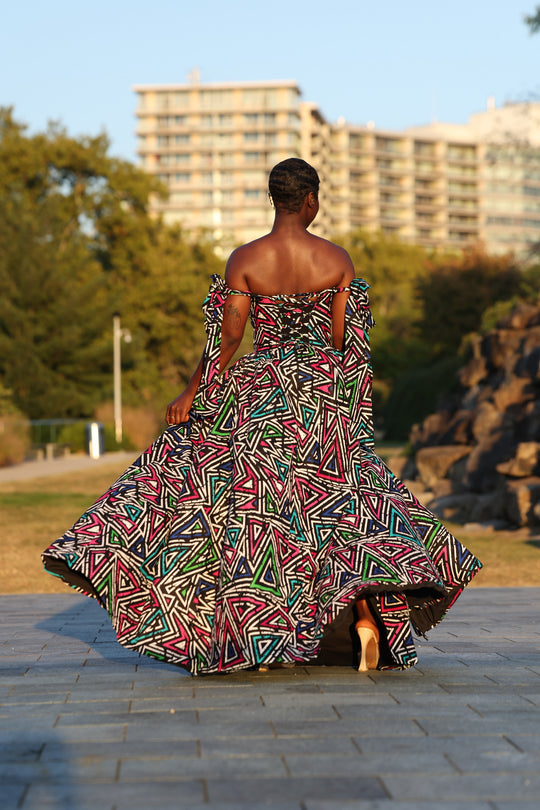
[417,248,522,358]
[518,261,540,301]
[335,234,532,439]
[382,355,463,440]
[335,230,432,380]
[0,108,221,421]
[525,6,540,32]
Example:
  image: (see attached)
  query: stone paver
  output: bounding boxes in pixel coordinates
[1,588,539,809]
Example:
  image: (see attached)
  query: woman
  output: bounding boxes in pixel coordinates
[43,158,482,674]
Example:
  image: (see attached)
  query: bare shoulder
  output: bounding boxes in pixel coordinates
[225,237,268,291]
[313,235,355,284]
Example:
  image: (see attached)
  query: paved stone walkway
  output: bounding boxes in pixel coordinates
[1,588,539,810]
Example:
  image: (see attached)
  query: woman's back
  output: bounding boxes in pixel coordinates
[226,220,354,296]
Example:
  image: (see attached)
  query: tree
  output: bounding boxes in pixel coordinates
[525,6,540,32]
[0,108,221,420]
[0,110,113,417]
[416,248,522,358]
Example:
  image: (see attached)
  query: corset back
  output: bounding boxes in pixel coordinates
[250,289,339,350]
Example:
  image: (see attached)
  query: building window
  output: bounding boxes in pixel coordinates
[172,92,189,108]
[157,93,170,110]
[200,133,216,146]
[244,132,259,142]
[414,141,435,156]
[174,173,190,183]
[174,134,190,144]
[448,144,476,160]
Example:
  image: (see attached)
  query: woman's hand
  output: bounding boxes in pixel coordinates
[166,357,204,425]
[166,388,195,425]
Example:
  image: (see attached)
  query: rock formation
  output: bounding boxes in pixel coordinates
[396,301,540,528]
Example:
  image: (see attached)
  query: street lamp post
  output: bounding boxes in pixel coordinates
[113,314,131,445]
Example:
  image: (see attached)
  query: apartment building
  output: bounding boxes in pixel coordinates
[134,79,540,258]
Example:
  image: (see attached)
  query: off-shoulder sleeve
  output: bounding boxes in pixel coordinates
[192,275,250,418]
[342,277,375,447]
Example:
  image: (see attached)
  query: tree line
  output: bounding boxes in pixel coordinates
[1,108,539,445]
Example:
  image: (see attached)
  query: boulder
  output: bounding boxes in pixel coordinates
[482,330,523,372]
[431,479,454,499]
[416,445,472,490]
[408,300,540,528]
[438,409,473,445]
[468,491,506,522]
[515,344,540,380]
[496,442,540,478]
[458,356,488,388]
[498,302,539,330]
[465,430,516,492]
[410,411,452,449]
[471,401,503,442]
[492,378,533,411]
[385,453,410,480]
[503,477,540,526]
[428,492,478,522]
[522,401,540,441]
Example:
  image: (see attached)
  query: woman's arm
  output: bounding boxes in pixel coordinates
[331,256,355,351]
[166,356,204,424]
[219,293,251,372]
[166,290,251,425]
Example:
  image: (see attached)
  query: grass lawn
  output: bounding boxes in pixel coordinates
[0,458,539,594]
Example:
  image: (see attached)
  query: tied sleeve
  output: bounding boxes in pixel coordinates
[342,278,376,447]
[192,274,250,419]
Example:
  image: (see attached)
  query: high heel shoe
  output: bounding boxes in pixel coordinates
[356,625,380,671]
[355,599,380,672]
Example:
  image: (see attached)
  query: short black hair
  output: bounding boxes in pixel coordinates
[268,158,319,213]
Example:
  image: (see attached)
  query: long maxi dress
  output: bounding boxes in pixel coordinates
[42,275,482,674]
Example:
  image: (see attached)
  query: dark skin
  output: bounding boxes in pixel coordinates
[166,190,355,425]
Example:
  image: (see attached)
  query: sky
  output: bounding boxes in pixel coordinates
[1,1,539,161]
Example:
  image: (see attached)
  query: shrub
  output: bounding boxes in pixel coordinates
[0,416,30,467]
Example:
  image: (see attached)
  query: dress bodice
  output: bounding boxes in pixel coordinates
[248,288,344,351]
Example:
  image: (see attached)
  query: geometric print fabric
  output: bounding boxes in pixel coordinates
[42,275,482,673]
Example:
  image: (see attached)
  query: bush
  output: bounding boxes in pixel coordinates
[382,356,463,441]
[55,422,88,453]
[0,415,31,467]
[56,420,137,454]
[94,402,162,450]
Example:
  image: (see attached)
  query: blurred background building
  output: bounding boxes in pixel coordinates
[134,79,540,258]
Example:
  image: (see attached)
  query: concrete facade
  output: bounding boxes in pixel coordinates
[134,80,540,259]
